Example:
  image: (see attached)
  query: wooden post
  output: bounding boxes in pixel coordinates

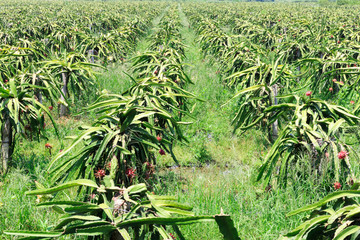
[35,90,43,104]
[59,72,69,117]
[89,49,95,63]
[1,114,12,176]
[271,84,279,141]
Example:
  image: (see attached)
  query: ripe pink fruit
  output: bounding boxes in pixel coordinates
[339,81,344,85]
[332,78,337,82]
[349,178,354,186]
[159,149,166,155]
[144,162,155,180]
[350,100,355,104]
[325,152,330,158]
[337,40,341,44]
[329,87,333,92]
[334,182,341,190]
[4,79,8,83]
[145,161,153,169]
[169,233,176,240]
[45,143,52,149]
[156,136,162,142]
[306,91,312,96]
[125,168,136,179]
[95,169,106,179]
[330,35,334,39]
[338,150,347,159]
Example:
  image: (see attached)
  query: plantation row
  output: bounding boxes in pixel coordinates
[0,1,161,63]
[185,3,360,101]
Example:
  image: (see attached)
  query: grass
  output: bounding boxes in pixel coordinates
[96,63,133,95]
[154,166,330,239]
[0,169,57,233]
[158,7,257,168]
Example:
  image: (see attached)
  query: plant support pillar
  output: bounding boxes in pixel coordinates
[271,84,279,141]
[1,114,12,175]
[59,72,69,117]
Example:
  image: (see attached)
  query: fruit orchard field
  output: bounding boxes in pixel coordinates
[1,1,360,239]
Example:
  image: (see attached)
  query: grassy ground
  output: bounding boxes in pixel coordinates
[158,8,264,168]
[0,5,355,240]
[155,166,329,239]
